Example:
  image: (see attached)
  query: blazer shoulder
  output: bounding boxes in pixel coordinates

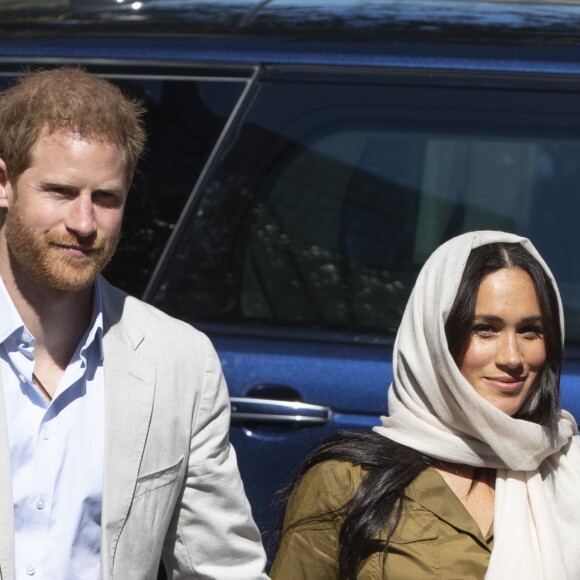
[100,277,210,350]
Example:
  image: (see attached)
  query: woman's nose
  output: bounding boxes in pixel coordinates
[497,332,524,369]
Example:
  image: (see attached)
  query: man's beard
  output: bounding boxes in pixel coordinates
[4,203,119,292]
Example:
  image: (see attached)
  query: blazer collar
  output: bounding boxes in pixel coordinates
[99,278,156,576]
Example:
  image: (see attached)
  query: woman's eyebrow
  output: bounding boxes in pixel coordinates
[473,314,543,323]
[521,315,544,323]
[473,314,503,322]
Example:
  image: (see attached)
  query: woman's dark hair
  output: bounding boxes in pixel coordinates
[445,242,562,433]
[275,432,431,580]
[275,241,562,580]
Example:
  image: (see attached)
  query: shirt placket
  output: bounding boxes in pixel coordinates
[9,333,55,580]
[19,415,57,579]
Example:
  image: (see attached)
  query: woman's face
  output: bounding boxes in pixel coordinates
[459,267,546,415]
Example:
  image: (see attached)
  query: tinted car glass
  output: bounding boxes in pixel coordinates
[104,77,246,296]
[152,73,580,343]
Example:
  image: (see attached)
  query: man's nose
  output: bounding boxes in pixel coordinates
[65,195,96,238]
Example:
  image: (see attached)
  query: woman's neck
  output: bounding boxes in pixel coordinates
[435,462,496,536]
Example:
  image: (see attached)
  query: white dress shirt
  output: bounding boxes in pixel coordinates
[0,277,105,580]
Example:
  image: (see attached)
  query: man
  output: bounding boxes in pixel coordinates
[0,67,268,579]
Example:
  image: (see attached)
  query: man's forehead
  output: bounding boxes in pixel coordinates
[27,128,128,179]
[18,128,129,193]
[33,127,121,152]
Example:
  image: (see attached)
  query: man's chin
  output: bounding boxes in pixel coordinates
[7,237,115,294]
[45,267,103,292]
[28,260,106,293]
[47,277,99,293]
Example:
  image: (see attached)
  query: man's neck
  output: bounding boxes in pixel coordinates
[0,255,94,373]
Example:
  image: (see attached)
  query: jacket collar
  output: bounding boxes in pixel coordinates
[98,277,158,578]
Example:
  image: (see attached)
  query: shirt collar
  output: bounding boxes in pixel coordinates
[86,277,105,363]
[405,466,493,545]
[0,275,27,344]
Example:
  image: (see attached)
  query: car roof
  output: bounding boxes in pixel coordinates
[0,0,580,41]
[1,0,580,75]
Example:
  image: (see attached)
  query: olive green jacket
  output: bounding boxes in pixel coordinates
[271,461,492,579]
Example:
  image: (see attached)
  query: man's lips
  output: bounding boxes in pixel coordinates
[483,376,526,393]
[52,243,101,258]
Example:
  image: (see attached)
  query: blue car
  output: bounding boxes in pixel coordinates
[2,0,580,561]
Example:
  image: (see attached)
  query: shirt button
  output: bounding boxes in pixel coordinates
[41,428,49,441]
[36,497,45,510]
[21,332,32,343]
[26,564,35,575]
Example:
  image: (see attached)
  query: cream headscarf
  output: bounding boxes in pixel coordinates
[373,230,580,579]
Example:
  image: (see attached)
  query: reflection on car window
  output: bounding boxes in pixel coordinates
[152,78,580,343]
[101,77,245,296]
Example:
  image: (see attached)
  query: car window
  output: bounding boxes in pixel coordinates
[104,77,246,296]
[150,75,580,343]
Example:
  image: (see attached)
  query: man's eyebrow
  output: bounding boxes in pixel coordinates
[94,186,126,195]
[38,180,73,189]
[38,181,125,194]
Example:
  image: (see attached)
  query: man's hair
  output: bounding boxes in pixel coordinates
[0,67,146,184]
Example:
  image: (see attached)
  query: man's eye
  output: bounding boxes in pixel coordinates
[50,187,72,196]
[94,191,123,208]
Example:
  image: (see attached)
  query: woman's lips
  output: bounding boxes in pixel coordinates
[484,377,525,393]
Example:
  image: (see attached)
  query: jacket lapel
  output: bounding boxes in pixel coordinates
[99,281,156,578]
[0,371,14,580]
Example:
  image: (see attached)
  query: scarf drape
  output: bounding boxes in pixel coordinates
[373,230,580,579]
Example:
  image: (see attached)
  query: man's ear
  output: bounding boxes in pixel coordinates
[0,157,12,209]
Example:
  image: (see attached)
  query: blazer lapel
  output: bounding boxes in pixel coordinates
[99,282,156,578]
[0,371,14,580]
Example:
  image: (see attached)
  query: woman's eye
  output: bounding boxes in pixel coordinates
[472,324,496,337]
[520,326,544,338]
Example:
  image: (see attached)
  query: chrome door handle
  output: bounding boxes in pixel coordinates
[230,397,332,425]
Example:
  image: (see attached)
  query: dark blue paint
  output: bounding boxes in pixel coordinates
[3,37,580,76]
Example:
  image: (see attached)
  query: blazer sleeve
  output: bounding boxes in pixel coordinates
[161,333,268,579]
[270,461,361,580]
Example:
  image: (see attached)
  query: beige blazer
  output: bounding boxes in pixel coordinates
[0,277,268,580]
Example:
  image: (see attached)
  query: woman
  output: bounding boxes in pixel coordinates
[270,230,580,580]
